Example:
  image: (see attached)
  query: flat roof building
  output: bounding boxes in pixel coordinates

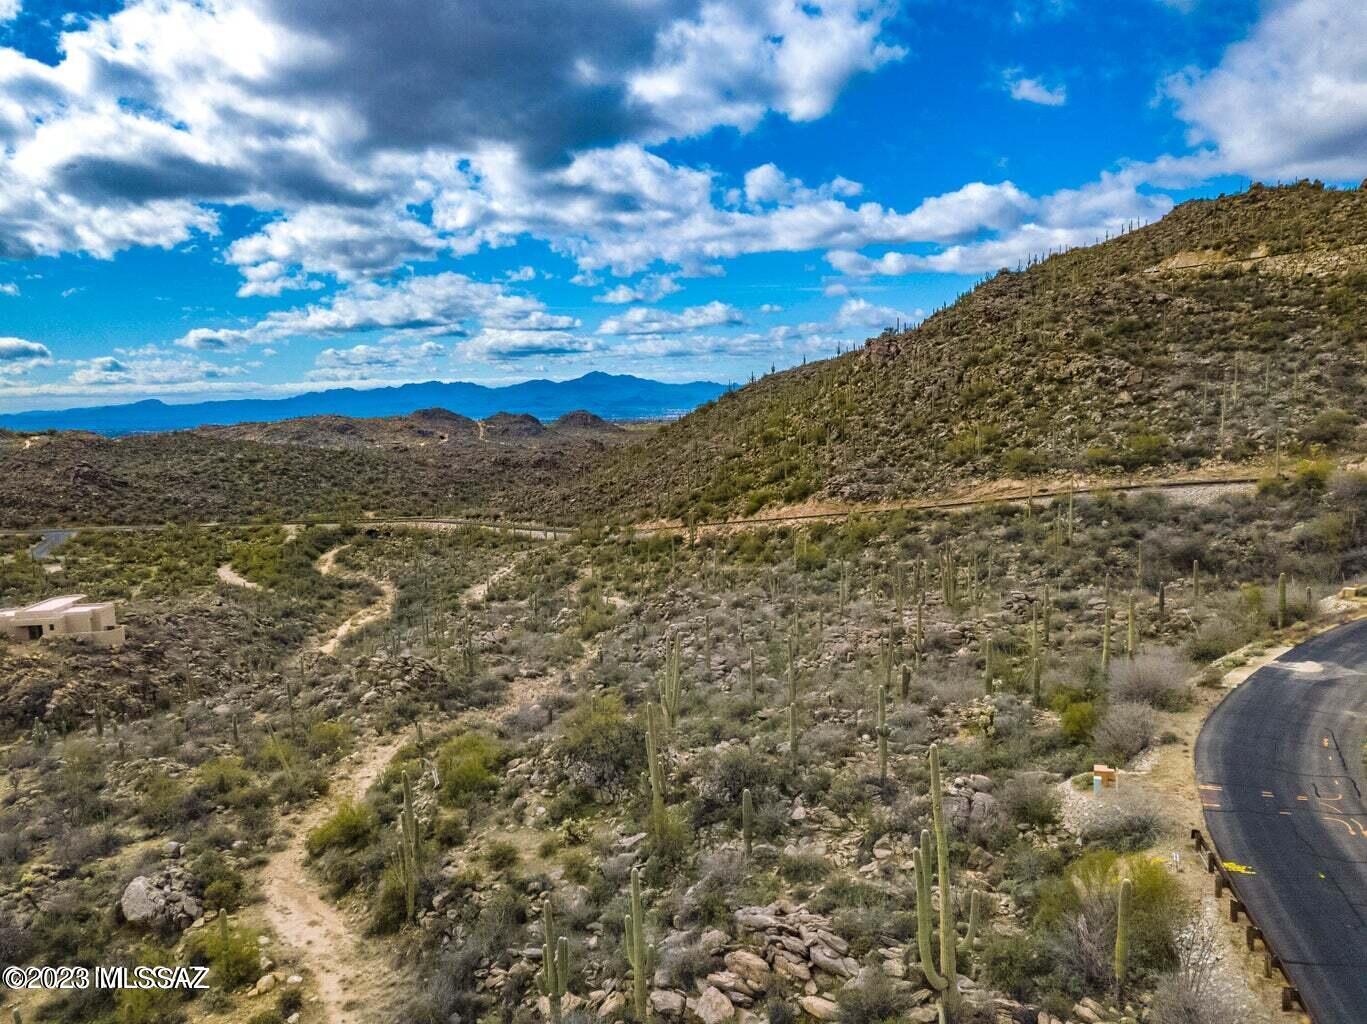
[0,594,125,648]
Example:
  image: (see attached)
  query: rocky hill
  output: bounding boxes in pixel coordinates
[551,182,1367,523]
[0,409,633,527]
[2,183,1363,529]
[194,407,624,451]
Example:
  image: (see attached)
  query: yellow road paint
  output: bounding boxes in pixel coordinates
[1223,860,1257,875]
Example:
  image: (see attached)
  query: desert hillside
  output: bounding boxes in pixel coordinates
[557,182,1366,523]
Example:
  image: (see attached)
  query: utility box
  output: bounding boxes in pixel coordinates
[1093,764,1117,794]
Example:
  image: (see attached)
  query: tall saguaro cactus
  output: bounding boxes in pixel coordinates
[912,744,982,1018]
[787,641,801,770]
[1277,572,1287,629]
[625,867,655,1021]
[399,770,422,924]
[742,788,754,861]
[1114,877,1133,995]
[876,685,890,787]
[661,635,683,730]
[540,897,571,1024]
[644,702,668,826]
[1101,604,1112,676]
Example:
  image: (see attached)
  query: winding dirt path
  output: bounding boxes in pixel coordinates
[255,554,533,1023]
[260,733,409,1024]
[216,563,260,590]
[316,545,398,656]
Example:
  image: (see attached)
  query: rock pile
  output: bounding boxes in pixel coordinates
[120,867,202,931]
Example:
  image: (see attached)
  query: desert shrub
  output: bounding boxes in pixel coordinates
[779,850,829,883]
[1092,702,1157,765]
[560,848,595,886]
[434,809,467,848]
[1001,774,1061,828]
[194,756,253,798]
[660,940,715,989]
[1109,649,1192,710]
[187,920,261,990]
[192,849,246,912]
[305,799,378,858]
[1293,458,1334,489]
[484,840,520,873]
[371,861,413,935]
[1078,790,1166,851]
[1301,409,1354,445]
[1037,850,1182,989]
[1184,618,1248,663]
[137,771,189,832]
[1060,702,1098,742]
[556,693,643,796]
[695,745,780,825]
[307,720,351,758]
[1150,917,1273,1024]
[115,944,190,1024]
[982,931,1052,1002]
[437,732,502,807]
[679,852,749,928]
[834,968,910,1024]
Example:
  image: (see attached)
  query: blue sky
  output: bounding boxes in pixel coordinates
[0,0,1362,412]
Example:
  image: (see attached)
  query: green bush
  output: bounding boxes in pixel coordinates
[555,694,643,796]
[437,732,502,807]
[305,799,379,858]
[307,720,351,758]
[115,944,189,1024]
[187,919,261,991]
[138,772,189,832]
[1060,701,1097,742]
[483,840,520,873]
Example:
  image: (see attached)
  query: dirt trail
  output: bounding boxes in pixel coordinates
[260,732,408,1024]
[216,563,260,590]
[316,544,398,656]
[255,554,534,1024]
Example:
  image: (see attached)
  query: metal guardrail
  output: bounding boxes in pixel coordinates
[1190,828,1306,1015]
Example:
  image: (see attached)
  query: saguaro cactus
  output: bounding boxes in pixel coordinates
[1114,877,1133,994]
[625,867,655,1021]
[742,788,754,860]
[876,685,890,787]
[912,745,982,1017]
[1126,593,1136,660]
[539,898,571,1024]
[787,645,801,770]
[1101,605,1112,676]
[644,702,667,825]
[661,635,683,730]
[399,770,422,923]
[1277,572,1287,629]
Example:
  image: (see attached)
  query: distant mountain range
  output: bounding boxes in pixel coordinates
[0,372,731,436]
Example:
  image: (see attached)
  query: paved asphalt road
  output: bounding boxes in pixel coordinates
[1195,617,1367,1023]
[29,529,76,559]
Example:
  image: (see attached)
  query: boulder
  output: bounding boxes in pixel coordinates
[695,985,735,1024]
[723,950,771,992]
[799,996,839,1021]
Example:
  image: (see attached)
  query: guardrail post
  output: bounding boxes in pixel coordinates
[1245,925,1262,951]
[1264,953,1280,979]
[1229,898,1244,923]
[1281,987,1301,1012]
[1214,874,1227,897]
[1205,851,1218,874]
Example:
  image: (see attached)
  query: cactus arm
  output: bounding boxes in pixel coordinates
[913,832,948,992]
[928,745,960,1012]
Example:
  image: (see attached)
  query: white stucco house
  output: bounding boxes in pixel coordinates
[0,594,126,648]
